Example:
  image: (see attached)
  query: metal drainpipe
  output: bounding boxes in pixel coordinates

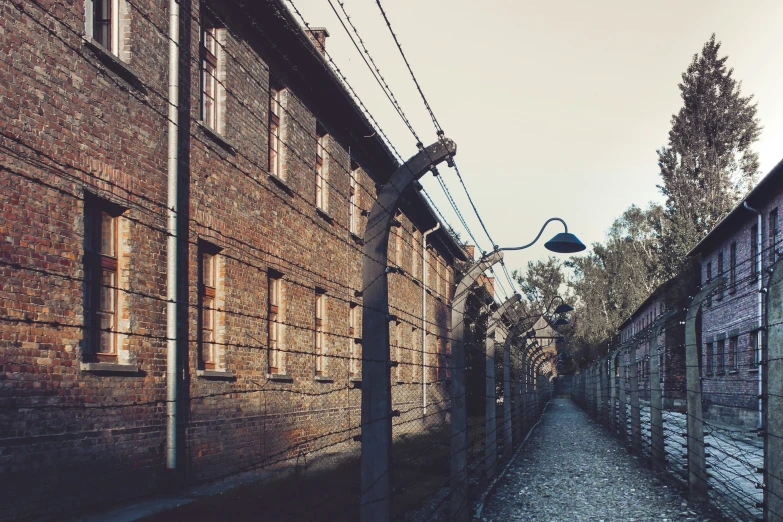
[422,222,440,415]
[743,201,763,429]
[166,0,180,471]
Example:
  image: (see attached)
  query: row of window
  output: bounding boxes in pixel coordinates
[86,5,363,234]
[620,300,666,343]
[704,207,778,304]
[704,331,760,375]
[85,195,449,379]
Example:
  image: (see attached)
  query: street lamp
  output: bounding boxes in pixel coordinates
[497,217,586,254]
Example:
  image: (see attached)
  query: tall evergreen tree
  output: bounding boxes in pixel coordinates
[657,34,761,275]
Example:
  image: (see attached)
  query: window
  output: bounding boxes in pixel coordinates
[315,130,328,211]
[749,330,760,368]
[751,225,758,278]
[349,166,359,235]
[393,321,402,382]
[315,293,327,376]
[729,242,736,292]
[716,339,725,373]
[706,261,712,307]
[770,209,778,264]
[199,248,219,369]
[349,303,358,377]
[86,0,122,55]
[728,336,738,371]
[395,227,402,268]
[268,275,284,374]
[200,18,222,132]
[269,85,285,178]
[706,342,713,374]
[717,252,724,300]
[85,198,123,360]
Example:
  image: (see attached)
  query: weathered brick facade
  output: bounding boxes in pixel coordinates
[618,276,692,410]
[690,160,783,429]
[0,0,463,519]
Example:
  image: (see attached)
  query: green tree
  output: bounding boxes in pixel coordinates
[657,34,761,275]
[513,256,565,315]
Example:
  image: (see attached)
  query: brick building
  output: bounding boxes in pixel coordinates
[0,0,465,519]
[617,276,692,410]
[688,159,783,429]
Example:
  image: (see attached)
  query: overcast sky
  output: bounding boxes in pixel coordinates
[290,0,783,301]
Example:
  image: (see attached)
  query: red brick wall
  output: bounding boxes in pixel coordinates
[0,1,457,519]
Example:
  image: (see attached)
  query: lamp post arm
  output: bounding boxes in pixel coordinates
[497,218,568,252]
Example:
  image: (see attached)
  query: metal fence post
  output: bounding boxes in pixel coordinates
[361,139,457,522]
[684,278,722,504]
[485,295,519,481]
[765,265,782,521]
[450,250,503,522]
[629,344,642,454]
[649,322,666,471]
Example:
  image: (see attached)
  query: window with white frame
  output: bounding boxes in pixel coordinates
[85,0,128,58]
[268,274,284,374]
[394,321,402,382]
[349,166,359,235]
[315,130,328,211]
[269,85,286,179]
[200,17,224,133]
[84,196,125,360]
[315,292,327,376]
[199,246,220,369]
[412,229,420,280]
[349,303,359,377]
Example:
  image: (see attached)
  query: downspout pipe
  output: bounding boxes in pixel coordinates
[422,222,440,415]
[166,0,180,471]
[743,201,763,429]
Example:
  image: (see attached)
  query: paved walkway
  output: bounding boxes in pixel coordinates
[480,398,717,521]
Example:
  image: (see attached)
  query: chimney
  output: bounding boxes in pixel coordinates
[464,244,475,261]
[307,28,330,55]
[484,276,495,299]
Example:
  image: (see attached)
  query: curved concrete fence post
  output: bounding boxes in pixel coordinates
[684,277,723,504]
[765,263,783,521]
[485,294,519,481]
[361,138,457,522]
[450,250,503,522]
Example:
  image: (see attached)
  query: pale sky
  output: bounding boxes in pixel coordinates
[290,0,783,301]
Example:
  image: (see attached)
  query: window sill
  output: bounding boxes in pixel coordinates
[268,173,294,196]
[715,371,725,376]
[80,362,140,374]
[350,232,363,245]
[728,369,739,375]
[395,380,405,384]
[267,373,293,382]
[82,36,145,93]
[197,121,236,154]
[196,369,235,380]
[748,368,759,374]
[411,277,422,287]
[316,207,334,224]
[349,376,362,383]
[314,375,334,383]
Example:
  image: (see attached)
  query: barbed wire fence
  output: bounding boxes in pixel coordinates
[572,241,783,521]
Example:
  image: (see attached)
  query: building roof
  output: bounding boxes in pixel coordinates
[688,157,783,257]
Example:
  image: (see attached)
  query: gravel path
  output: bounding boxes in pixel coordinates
[480,398,719,522]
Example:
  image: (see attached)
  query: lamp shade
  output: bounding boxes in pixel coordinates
[553,317,569,326]
[544,232,586,253]
[554,303,574,314]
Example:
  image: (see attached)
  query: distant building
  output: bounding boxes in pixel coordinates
[688,159,783,429]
